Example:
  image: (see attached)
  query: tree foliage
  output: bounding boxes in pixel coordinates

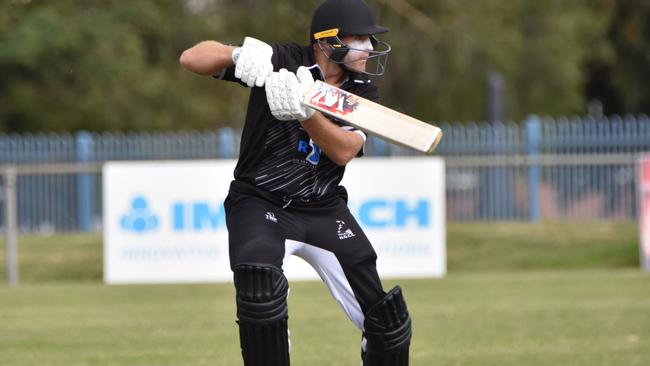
[0,0,251,132]
[0,0,644,132]
[375,0,611,122]
[607,0,650,114]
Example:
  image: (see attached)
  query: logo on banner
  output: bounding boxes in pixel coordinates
[641,157,650,271]
[121,196,159,233]
[336,220,356,239]
[354,198,430,228]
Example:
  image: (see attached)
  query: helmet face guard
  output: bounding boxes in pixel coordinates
[314,28,391,76]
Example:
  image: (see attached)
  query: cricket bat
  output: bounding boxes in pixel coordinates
[302,80,443,154]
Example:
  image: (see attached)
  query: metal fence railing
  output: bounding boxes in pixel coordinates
[435,115,650,155]
[445,153,638,221]
[1,115,649,232]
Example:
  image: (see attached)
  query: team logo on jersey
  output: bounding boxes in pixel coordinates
[265,212,278,223]
[336,220,355,240]
[306,140,321,165]
[307,82,359,116]
[297,139,321,165]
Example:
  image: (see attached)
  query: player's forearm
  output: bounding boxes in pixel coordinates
[300,112,364,166]
[179,41,236,76]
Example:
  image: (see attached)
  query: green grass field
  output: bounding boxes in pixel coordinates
[1,222,649,365]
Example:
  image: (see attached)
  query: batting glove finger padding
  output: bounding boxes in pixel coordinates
[296,66,315,93]
[265,67,316,122]
[233,37,273,88]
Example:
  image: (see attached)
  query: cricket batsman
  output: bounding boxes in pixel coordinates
[180,0,411,364]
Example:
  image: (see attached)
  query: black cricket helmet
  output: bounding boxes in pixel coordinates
[310,0,391,76]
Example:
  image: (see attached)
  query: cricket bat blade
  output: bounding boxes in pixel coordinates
[302,80,443,154]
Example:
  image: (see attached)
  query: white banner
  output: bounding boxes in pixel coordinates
[103,157,445,284]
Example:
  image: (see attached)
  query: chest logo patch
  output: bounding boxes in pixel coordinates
[297,139,321,165]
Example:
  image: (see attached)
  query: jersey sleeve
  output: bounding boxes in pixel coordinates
[214,65,242,85]
[270,43,305,71]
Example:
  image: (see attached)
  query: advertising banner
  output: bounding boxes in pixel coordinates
[640,155,650,272]
[103,157,445,284]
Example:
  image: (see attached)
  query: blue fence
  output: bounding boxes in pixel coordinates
[0,129,241,232]
[436,114,650,155]
[0,129,240,164]
[3,115,649,162]
[1,115,650,232]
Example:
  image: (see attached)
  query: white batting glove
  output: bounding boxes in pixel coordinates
[265,66,316,121]
[232,37,274,88]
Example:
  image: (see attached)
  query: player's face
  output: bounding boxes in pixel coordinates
[341,35,373,73]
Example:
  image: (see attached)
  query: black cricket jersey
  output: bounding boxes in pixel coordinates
[218,43,380,202]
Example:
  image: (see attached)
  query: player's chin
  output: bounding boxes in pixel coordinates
[347,60,368,73]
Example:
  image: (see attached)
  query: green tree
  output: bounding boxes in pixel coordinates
[607,0,650,114]
[375,0,611,122]
[0,0,251,132]
[0,0,625,132]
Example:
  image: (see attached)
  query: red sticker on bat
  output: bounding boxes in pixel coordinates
[307,82,359,116]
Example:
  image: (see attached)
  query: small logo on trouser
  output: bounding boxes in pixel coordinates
[336,220,355,239]
[266,212,278,223]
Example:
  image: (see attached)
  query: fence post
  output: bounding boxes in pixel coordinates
[217,128,236,158]
[3,167,18,285]
[76,132,94,231]
[526,115,541,222]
